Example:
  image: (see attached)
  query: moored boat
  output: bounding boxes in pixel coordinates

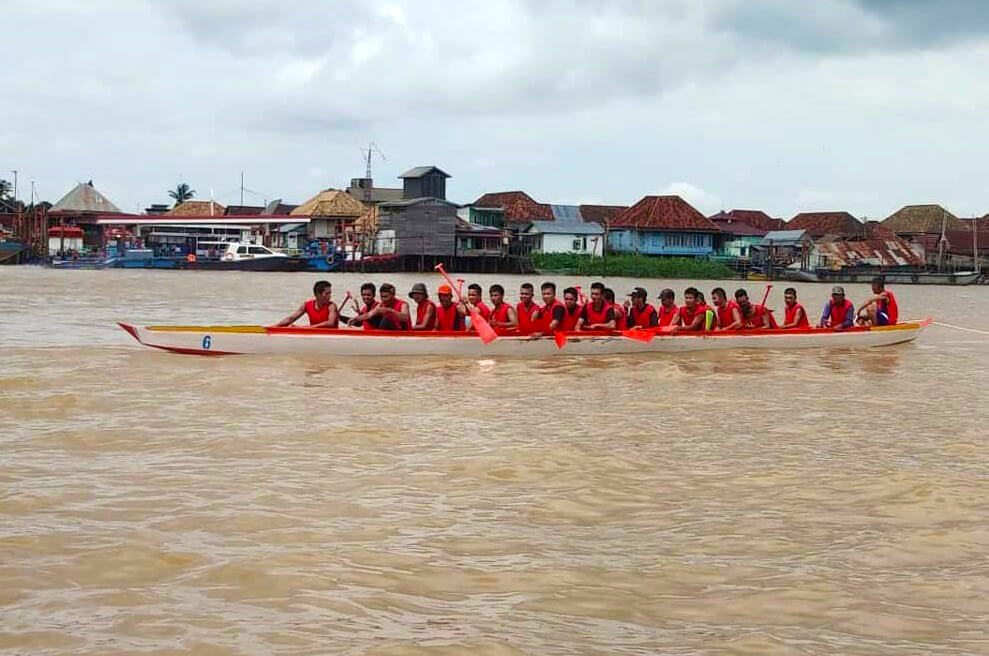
[118,319,932,357]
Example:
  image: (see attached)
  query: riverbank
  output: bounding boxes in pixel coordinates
[531,253,736,279]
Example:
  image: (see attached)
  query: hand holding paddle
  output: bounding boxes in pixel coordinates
[435,264,498,344]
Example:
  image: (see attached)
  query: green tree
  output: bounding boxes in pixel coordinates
[168,182,195,206]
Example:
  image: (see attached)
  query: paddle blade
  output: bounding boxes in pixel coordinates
[622,329,655,342]
[554,331,568,349]
[471,310,498,345]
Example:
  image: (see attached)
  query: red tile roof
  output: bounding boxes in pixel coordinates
[723,209,784,232]
[709,214,768,236]
[611,196,720,231]
[864,221,896,239]
[579,204,628,225]
[472,191,552,223]
[788,211,863,238]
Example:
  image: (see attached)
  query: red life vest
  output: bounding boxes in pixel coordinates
[377,298,411,331]
[539,299,566,332]
[784,302,810,328]
[561,304,582,331]
[657,303,678,327]
[491,302,513,325]
[716,301,741,330]
[414,299,436,331]
[304,299,337,327]
[678,304,703,330]
[435,302,464,331]
[516,301,539,333]
[360,301,379,331]
[882,290,898,324]
[613,304,627,330]
[628,303,657,328]
[473,301,492,320]
[581,301,613,327]
[742,304,777,329]
[829,299,854,326]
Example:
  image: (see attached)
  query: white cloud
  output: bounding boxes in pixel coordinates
[2,0,989,219]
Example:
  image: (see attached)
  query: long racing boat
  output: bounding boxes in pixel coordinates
[118,319,931,357]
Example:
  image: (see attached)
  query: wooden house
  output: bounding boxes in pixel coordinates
[608,196,720,256]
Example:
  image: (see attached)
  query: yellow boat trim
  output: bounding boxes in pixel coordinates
[147,325,268,333]
[870,321,923,333]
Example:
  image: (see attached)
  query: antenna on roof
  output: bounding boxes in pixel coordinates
[360,142,386,204]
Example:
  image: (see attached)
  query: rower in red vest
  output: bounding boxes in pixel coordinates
[673,287,706,332]
[275,280,339,328]
[488,284,517,329]
[735,288,774,329]
[603,288,627,330]
[625,287,658,328]
[516,282,541,334]
[781,287,810,329]
[818,286,855,331]
[348,282,381,330]
[408,282,436,331]
[857,277,898,326]
[560,287,582,331]
[577,282,617,331]
[656,288,680,327]
[434,285,465,331]
[531,281,566,336]
[711,287,742,330]
[371,282,411,330]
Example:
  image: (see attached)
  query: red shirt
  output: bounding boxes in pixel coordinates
[377,298,410,331]
[580,301,614,328]
[657,303,678,327]
[678,304,704,331]
[628,303,658,328]
[561,304,582,331]
[304,299,337,327]
[716,301,741,330]
[539,299,566,332]
[414,299,436,331]
[435,302,464,331]
[516,301,540,333]
[491,302,513,325]
[784,302,810,328]
[472,301,492,320]
[613,304,627,330]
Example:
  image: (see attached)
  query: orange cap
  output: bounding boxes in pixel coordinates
[437,284,453,294]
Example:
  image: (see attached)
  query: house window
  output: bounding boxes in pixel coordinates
[572,238,582,251]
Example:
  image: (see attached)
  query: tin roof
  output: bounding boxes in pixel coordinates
[472,191,553,223]
[814,238,925,267]
[788,211,863,238]
[399,166,451,179]
[882,204,964,234]
[762,229,808,245]
[526,220,604,235]
[610,195,719,231]
[549,204,583,224]
[50,182,122,214]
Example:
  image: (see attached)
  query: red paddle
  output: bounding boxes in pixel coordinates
[456,278,465,297]
[759,284,773,310]
[435,264,497,344]
[554,331,568,349]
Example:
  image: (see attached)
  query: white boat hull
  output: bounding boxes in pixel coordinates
[119,320,931,357]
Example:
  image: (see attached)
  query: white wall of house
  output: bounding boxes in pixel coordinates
[535,232,603,256]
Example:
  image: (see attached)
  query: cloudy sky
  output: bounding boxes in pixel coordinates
[3,0,989,218]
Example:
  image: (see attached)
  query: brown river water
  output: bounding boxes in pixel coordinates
[2,267,988,655]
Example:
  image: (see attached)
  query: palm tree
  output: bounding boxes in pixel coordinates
[168,182,195,206]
